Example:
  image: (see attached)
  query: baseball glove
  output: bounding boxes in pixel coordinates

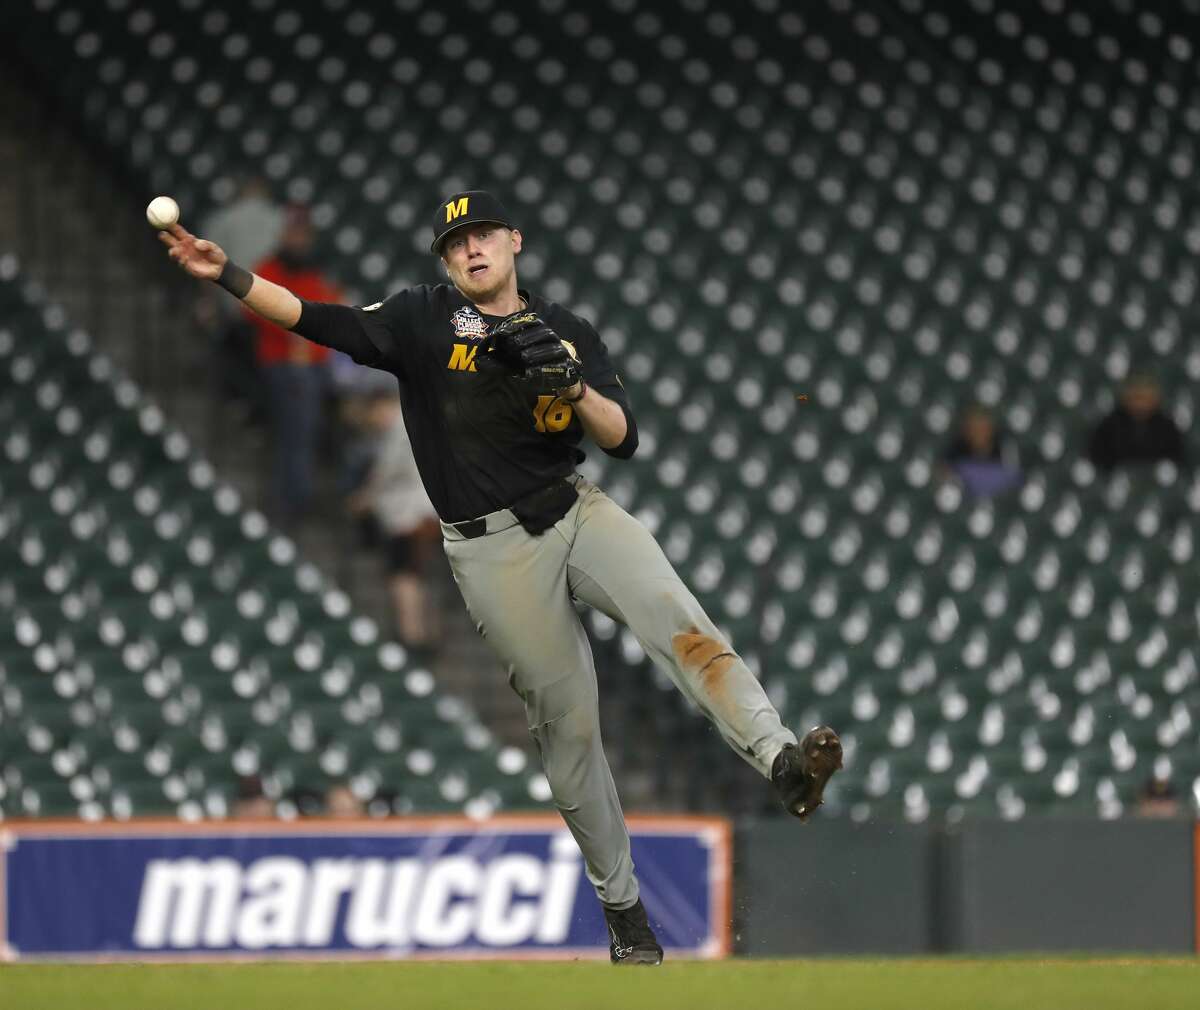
[481,311,581,395]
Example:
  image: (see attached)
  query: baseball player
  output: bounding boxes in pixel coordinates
[160,190,843,965]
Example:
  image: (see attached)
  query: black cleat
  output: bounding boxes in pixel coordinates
[772,725,844,820]
[603,898,664,965]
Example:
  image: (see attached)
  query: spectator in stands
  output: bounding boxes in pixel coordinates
[347,391,442,650]
[197,177,284,424]
[231,774,274,819]
[1134,774,1181,819]
[330,351,400,501]
[204,176,287,268]
[248,205,341,524]
[325,782,365,819]
[943,404,1022,498]
[1088,373,1186,470]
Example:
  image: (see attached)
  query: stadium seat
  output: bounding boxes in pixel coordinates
[3,0,1200,821]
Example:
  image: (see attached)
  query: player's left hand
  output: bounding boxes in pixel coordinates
[481,311,580,395]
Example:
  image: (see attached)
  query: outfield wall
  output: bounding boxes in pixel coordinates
[4,815,1194,960]
[0,816,731,962]
[735,817,1197,955]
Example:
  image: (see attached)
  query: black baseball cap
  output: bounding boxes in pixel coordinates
[430,190,516,253]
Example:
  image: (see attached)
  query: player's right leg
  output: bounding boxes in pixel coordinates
[440,516,645,912]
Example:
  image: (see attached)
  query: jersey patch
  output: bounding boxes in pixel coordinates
[450,305,488,341]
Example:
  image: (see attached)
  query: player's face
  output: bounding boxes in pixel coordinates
[441,224,522,303]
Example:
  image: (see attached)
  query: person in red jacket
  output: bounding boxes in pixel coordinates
[248,206,340,523]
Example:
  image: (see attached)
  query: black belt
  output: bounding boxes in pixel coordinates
[449,478,579,540]
[450,517,488,539]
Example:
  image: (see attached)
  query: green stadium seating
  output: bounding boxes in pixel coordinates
[3,0,1200,821]
[0,264,550,820]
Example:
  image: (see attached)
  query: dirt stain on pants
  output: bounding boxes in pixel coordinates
[672,626,737,709]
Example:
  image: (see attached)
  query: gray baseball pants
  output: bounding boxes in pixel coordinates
[441,474,797,909]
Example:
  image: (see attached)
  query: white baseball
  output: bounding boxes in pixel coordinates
[146,195,180,230]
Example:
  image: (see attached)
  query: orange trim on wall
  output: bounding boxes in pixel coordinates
[0,812,732,838]
[714,817,734,957]
[1194,821,1200,954]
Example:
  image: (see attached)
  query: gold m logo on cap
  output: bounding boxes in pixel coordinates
[445,197,469,222]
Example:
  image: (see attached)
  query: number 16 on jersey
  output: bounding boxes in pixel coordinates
[533,395,574,433]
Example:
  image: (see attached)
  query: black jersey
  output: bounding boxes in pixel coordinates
[292,284,637,522]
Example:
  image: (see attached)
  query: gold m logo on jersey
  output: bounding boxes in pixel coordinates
[447,343,478,372]
[445,197,469,223]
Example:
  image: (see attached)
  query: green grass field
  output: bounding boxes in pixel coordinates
[3,958,1197,1010]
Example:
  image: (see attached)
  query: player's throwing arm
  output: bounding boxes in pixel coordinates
[157,219,302,329]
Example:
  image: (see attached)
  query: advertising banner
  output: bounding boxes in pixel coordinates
[0,815,729,961]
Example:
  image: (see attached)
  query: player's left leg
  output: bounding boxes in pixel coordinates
[563,477,841,814]
[562,480,791,775]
